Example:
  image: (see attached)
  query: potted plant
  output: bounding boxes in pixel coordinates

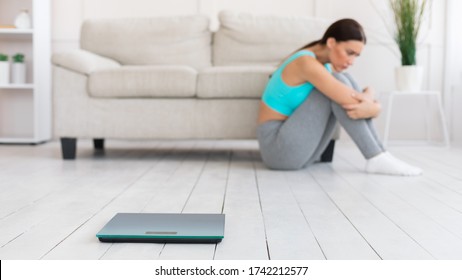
[390,0,429,91]
[0,53,9,85]
[12,53,26,84]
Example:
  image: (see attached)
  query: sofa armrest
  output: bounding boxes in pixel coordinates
[52,49,121,75]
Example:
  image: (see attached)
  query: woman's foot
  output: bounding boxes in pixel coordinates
[365,152,422,176]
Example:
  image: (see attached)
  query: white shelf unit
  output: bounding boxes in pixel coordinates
[0,0,51,144]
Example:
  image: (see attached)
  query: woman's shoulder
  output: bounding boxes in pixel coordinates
[295,56,333,83]
[290,50,316,60]
[282,50,317,69]
[292,52,320,69]
[294,51,332,73]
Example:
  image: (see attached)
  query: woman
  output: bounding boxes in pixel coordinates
[257,18,421,176]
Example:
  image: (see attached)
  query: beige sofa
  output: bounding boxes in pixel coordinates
[52,11,338,160]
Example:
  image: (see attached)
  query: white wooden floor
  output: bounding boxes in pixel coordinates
[1,139,462,260]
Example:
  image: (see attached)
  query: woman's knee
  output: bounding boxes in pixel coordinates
[308,88,332,106]
[332,72,354,87]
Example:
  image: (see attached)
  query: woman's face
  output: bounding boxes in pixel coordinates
[327,39,364,72]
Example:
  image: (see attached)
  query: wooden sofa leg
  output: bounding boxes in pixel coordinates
[93,138,105,150]
[320,140,335,163]
[61,137,77,160]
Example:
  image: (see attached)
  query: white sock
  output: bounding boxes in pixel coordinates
[365,152,422,176]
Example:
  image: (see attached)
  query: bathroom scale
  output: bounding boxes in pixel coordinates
[96,213,225,243]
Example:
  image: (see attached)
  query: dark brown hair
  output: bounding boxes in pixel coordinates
[297,18,366,51]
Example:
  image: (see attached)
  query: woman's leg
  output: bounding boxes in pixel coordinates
[366,119,386,152]
[257,88,336,170]
[339,73,421,176]
[342,73,385,152]
[329,73,384,159]
[258,72,383,170]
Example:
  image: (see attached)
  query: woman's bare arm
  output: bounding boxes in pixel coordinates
[342,94,382,119]
[296,56,361,105]
[295,56,382,119]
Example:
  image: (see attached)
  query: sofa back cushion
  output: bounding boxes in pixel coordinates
[81,15,212,70]
[214,11,329,66]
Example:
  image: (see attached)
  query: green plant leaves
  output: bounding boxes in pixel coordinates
[0,53,8,62]
[13,53,25,63]
[390,0,428,65]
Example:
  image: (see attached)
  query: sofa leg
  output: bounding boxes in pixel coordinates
[320,140,335,163]
[61,137,77,160]
[93,138,105,150]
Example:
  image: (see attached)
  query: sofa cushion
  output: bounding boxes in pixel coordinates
[88,65,197,98]
[214,11,328,66]
[81,15,212,70]
[197,66,276,99]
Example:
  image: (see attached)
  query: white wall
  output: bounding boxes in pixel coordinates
[51,0,450,142]
[445,0,462,146]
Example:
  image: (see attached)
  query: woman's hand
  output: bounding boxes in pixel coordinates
[362,87,376,101]
[342,93,381,119]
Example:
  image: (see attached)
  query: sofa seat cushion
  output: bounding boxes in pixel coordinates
[88,65,197,98]
[197,66,276,99]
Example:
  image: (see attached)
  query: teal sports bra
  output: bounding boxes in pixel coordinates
[261,50,333,116]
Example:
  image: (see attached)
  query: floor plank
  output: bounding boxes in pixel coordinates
[213,151,268,260]
[254,158,325,260]
[0,145,64,219]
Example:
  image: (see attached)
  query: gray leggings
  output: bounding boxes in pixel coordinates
[257,72,385,170]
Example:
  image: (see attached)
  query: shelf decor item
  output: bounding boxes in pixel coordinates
[14,9,32,29]
[12,53,26,84]
[0,53,10,85]
[390,0,429,91]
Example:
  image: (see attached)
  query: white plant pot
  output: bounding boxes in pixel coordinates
[12,63,26,84]
[14,10,32,29]
[395,65,424,92]
[0,61,10,85]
